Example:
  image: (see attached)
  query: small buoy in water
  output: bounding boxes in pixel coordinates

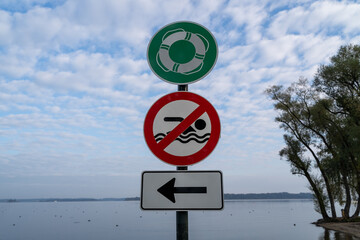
[116,225,119,227]
[88,219,91,222]
[13,224,15,226]
[293,224,296,226]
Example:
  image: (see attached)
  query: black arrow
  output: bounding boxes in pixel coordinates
[157,178,207,203]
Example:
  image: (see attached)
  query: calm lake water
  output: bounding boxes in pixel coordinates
[0,199,358,240]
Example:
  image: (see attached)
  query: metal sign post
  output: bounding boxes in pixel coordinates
[144,21,221,240]
[177,84,188,240]
[177,208,188,240]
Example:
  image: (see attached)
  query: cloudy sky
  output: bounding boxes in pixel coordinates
[1,0,359,199]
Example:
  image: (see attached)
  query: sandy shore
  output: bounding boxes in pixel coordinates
[316,222,360,238]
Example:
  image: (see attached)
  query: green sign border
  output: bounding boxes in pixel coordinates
[147,21,218,85]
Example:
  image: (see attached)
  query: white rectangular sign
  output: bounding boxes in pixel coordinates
[141,171,223,210]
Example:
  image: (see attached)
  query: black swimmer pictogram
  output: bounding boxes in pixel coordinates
[154,117,210,143]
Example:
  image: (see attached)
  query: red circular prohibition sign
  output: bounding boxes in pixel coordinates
[144,92,221,166]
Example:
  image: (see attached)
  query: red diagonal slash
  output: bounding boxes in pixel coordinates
[157,105,206,150]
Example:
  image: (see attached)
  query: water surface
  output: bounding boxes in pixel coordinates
[0,200,358,240]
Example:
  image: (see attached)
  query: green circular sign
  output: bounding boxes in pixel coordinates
[147,21,218,85]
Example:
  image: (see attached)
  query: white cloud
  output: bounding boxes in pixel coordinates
[1,0,359,196]
[256,34,344,67]
[268,1,360,38]
[0,47,40,78]
[35,51,119,90]
[0,10,11,45]
[224,0,267,43]
[0,0,53,11]
[30,50,156,100]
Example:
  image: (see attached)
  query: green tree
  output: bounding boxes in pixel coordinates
[314,45,360,218]
[266,44,360,221]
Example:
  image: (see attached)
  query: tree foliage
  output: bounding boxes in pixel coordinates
[266,44,360,221]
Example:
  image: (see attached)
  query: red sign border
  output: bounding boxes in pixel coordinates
[144,92,221,166]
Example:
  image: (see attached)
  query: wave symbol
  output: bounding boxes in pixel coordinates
[154,132,210,144]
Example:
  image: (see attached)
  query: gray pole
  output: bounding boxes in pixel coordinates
[178,85,188,91]
[176,84,188,240]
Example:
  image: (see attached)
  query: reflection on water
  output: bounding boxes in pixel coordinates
[319,229,360,240]
[0,200,358,240]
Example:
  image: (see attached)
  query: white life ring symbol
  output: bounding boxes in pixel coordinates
[156,28,209,75]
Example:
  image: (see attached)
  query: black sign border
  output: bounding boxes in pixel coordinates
[141,170,224,211]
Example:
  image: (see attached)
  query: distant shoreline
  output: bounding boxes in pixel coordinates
[224,192,312,200]
[0,192,313,203]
